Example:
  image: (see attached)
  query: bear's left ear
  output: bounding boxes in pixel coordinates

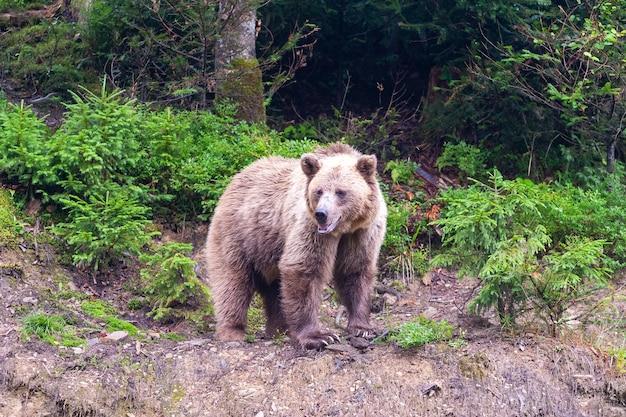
[357,154,377,178]
[301,154,321,177]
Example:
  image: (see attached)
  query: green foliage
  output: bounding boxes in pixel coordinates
[0,101,51,192]
[52,188,158,271]
[437,141,488,181]
[432,170,615,333]
[50,84,144,198]
[170,112,317,218]
[384,159,419,186]
[0,189,22,246]
[383,199,430,282]
[139,242,212,324]
[389,316,455,349]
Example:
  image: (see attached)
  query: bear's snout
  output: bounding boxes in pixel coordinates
[315,209,328,224]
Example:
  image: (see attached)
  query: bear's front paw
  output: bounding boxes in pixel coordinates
[297,331,341,350]
[216,326,246,342]
[347,325,377,340]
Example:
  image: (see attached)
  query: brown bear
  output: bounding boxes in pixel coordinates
[205,143,387,349]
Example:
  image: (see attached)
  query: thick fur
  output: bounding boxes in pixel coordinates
[205,143,387,349]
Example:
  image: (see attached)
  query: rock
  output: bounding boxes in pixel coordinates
[422,306,438,319]
[382,292,398,306]
[22,296,38,305]
[422,271,433,286]
[101,331,129,343]
[87,338,101,347]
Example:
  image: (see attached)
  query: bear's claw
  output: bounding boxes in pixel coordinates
[299,332,341,350]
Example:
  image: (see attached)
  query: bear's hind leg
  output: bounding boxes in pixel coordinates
[258,280,289,339]
[212,268,255,341]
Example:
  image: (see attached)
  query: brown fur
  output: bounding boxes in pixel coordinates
[204,143,387,349]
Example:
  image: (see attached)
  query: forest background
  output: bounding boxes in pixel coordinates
[1,0,626,368]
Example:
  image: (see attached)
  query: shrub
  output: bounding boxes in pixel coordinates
[437,141,488,181]
[0,189,22,246]
[52,186,158,272]
[50,84,144,198]
[0,100,52,192]
[384,159,421,187]
[139,242,212,325]
[432,169,614,333]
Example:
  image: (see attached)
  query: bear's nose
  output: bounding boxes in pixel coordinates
[315,209,328,224]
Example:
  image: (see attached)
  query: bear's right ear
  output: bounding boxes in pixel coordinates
[301,154,321,177]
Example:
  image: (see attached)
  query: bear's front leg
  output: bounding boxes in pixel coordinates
[334,238,379,339]
[280,269,339,350]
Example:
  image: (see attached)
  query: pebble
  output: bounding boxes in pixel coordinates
[22,297,38,305]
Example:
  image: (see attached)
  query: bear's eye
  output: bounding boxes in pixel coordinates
[315,189,323,197]
[335,189,347,198]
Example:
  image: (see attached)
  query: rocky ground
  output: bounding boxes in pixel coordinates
[1,235,626,417]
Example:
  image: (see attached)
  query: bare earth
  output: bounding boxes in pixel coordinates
[1,235,626,417]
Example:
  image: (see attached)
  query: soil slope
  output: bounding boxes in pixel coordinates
[1,238,626,417]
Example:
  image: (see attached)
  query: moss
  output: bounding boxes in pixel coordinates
[82,300,118,319]
[218,58,266,123]
[459,352,490,379]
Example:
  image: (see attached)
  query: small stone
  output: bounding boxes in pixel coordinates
[382,292,398,306]
[72,347,84,355]
[87,338,101,347]
[187,339,210,346]
[22,297,38,305]
[238,388,257,398]
[101,331,129,343]
[422,306,438,319]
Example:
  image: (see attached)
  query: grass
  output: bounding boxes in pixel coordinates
[388,316,456,349]
[21,312,86,347]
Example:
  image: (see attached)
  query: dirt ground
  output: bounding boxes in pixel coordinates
[1,234,626,417]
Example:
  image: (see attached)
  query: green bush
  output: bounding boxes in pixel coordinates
[139,242,212,325]
[0,189,22,246]
[0,100,52,192]
[52,186,158,271]
[384,159,420,186]
[50,84,144,198]
[437,141,488,181]
[432,169,614,333]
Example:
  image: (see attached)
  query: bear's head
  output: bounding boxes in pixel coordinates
[301,144,380,235]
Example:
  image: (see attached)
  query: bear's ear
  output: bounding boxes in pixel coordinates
[301,154,321,177]
[357,154,377,178]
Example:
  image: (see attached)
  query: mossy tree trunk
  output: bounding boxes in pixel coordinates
[215,0,265,123]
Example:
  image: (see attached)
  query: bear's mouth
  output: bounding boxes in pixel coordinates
[317,217,340,234]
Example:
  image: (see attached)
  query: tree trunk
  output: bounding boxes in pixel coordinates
[215,0,265,123]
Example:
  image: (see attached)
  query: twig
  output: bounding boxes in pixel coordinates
[33,216,41,259]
